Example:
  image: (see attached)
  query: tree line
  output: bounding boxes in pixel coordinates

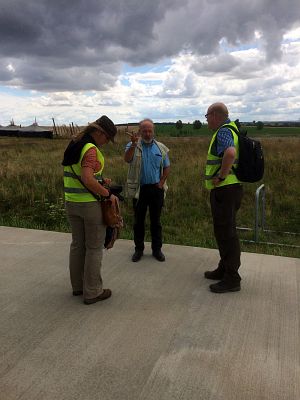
[175,119,265,130]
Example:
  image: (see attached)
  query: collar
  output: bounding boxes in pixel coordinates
[141,139,154,146]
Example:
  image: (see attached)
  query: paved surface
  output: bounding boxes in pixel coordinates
[0,226,299,400]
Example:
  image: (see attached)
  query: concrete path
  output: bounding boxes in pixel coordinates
[0,226,299,400]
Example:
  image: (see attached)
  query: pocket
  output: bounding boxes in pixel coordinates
[125,182,138,198]
[153,153,162,169]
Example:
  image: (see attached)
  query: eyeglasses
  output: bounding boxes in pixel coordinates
[205,112,214,119]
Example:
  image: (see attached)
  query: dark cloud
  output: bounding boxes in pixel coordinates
[0,0,299,91]
[192,54,239,76]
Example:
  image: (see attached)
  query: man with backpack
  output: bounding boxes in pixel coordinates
[204,103,243,293]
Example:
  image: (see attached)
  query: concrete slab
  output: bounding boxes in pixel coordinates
[0,226,299,400]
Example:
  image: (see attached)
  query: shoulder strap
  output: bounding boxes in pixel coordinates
[221,124,239,135]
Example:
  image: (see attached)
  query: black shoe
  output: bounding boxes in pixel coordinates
[204,269,224,280]
[73,290,83,296]
[84,289,112,304]
[209,281,241,293]
[152,250,165,262]
[132,250,143,262]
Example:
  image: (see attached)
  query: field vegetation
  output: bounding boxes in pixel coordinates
[0,125,299,258]
[154,123,300,138]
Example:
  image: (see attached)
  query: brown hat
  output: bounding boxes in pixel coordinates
[94,115,117,143]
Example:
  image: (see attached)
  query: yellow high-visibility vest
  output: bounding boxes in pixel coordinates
[63,143,104,202]
[205,121,241,189]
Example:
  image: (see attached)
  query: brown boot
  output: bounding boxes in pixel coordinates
[84,289,112,305]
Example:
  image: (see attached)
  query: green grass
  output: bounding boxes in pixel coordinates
[154,123,300,138]
[0,132,299,258]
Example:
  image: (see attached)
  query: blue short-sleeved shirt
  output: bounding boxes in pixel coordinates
[217,118,234,156]
[125,141,170,185]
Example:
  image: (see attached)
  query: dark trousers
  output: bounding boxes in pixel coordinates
[210,184,243,284]
[133,184,164,252]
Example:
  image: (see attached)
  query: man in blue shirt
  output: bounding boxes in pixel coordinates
[124,119,170,262]
[204,103,243,293]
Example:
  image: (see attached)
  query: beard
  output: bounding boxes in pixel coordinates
[142,137,153,144]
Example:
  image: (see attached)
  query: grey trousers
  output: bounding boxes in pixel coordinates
[65,201,106,300]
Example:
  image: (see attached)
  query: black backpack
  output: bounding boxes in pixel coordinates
[222,124,264,183]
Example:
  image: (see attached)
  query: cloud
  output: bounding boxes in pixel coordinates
[0,0,299,91]
[0,1,300,125]
[1,35,300,125]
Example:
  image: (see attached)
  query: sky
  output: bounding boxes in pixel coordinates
[0,0,300,126]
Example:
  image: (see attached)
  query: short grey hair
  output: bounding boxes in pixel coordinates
[139,118,154,127]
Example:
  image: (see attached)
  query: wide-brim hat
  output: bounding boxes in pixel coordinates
[94,115,117,143]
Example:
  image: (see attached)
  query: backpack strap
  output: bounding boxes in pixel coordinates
[222,123,248,137]
[221,124,239,135]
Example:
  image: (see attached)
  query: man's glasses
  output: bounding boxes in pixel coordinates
[205,112,214,119]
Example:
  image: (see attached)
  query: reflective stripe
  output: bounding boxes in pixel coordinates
[206,159,239,166]
[64,187,89,194]
[205,174,216,180]
[205,170,235,180]
[64,171,80,178]
[64,171,103,182]
[206,159,221,165]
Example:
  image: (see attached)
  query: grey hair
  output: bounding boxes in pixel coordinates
[139,118,154,127]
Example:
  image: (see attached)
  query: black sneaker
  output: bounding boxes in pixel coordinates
[132,250,143,262]
[152,250,165,262]
[204,269,224,280]
[209,281,241,293]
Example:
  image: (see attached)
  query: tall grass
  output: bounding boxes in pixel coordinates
[0,133,299,258]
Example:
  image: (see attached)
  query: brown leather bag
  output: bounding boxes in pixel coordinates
[104,226,120,250]
[101,196,123,228]
[69,167,123,249]
[102,196,123,250]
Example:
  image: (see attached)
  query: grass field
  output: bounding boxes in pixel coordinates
[153,123,300,138]
[0,128,299,258]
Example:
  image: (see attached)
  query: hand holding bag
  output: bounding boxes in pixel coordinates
[70,166,123,249]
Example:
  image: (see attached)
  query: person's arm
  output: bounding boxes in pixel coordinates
[124,133,139,162]
[81,167,110,197]
[212,146,236,186]
[80,148,110,197]
[157,166,170,189]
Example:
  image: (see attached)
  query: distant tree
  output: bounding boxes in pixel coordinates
[193,120,202,129]
[175,120,183,130]
[256,121,264,130]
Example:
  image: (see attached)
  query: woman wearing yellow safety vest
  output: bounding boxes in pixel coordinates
[62,115,117,305]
